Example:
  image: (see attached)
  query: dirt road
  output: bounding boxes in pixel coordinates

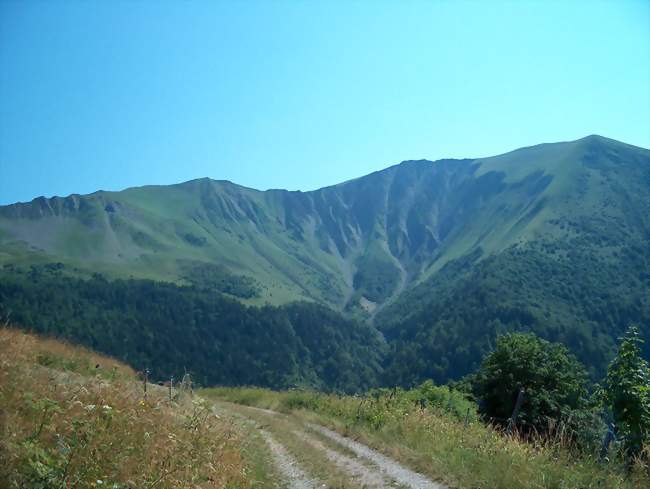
[214,401,446,489]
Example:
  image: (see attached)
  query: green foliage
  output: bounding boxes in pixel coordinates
[351,251,400,303]
[404,380,477,420]
[208,380,476,431]
[380,237,650,385]
[602,325,650,458]
[0,265,384,392]
[474,333,590,435]
[179,260,260,298]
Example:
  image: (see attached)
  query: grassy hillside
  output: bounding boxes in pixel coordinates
[0,327,251,488]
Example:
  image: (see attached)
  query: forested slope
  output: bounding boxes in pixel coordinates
[0,265,383,392]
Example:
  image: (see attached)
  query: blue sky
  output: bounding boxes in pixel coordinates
[1,0,648,204]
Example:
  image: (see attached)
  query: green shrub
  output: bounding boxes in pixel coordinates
[602,325,650,458]
[409,380,477,420]
[474,332,590,434]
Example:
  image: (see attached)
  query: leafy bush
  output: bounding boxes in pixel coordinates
[474,332,590,434]
[602,325,650,458]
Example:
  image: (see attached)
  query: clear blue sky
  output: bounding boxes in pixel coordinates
[1,0,648,205]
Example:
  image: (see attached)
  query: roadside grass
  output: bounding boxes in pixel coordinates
[0,328,249,489]
[213,408,282,489]
[218,400,359,488]
[205,387,650,489]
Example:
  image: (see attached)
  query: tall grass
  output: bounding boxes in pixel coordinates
[0,328,249,488]
[207,386,649,489]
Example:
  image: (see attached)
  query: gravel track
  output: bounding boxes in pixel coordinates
[294,430,390,488]
[260,430,318,489]
[308,423,445,489]
[217,401,446,489]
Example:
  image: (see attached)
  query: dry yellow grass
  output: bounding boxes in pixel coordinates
[0,327,250,489]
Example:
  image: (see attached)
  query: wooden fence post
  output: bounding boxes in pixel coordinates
[144,368,150,401]
[599,422,616,462]
[506,387,525,434]
[356,397,365,422]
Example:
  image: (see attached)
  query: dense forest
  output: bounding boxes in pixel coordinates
[0,264,384,392]
[2,240,649,392]
[379,237,650,385]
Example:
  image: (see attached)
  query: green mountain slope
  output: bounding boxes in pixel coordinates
[375,135,650,382]
[1,135,649,384]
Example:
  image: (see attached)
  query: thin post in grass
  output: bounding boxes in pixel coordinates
[169,375,174,401]
[464,407,470,427]
[599,422,616,462]
[355,397,365,422]
[506,387,525,434]
[181,372,193,398]
[144,367,150,401]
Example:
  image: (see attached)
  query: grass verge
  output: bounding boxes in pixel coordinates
[204,386,650,489]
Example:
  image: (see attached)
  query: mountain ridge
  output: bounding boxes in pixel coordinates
[1,135,649,384]
[1,135,648,311]
[7,134,639,205]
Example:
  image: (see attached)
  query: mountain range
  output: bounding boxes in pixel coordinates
[1,135,649,387]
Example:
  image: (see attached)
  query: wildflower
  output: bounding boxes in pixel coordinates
[102,405,112,411]
[85,404,96,411]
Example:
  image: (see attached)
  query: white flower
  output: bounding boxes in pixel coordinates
[85,404,96,411]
